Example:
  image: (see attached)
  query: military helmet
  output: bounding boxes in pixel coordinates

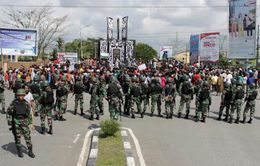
[183,75,189,82]
[125,76,131,82]
[231,78,237,85]
[224,83,231,89]
[42,81,49,87]
[236,79,243,86]
[132,77,138,82]
[140,77,146,82]
[16,89,26,96]
[203,81,209,87]
[110,76,118,83]
[33,76,40,82]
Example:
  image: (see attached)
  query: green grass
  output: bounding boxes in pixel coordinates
[96,131,127,166]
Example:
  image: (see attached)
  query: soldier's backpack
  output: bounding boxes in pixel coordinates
[107,83,120,98]
[42,91,54,105]
[248,90,258,100]
[13,100,29,117]
[30,84,40,94]
[224,90,233,100]
[74,82,83,94]
[151,84,162,94]
[122,82,130,94]
[56,86,67,97]
[235,87,244,100]
[141,83,148,95]
[130,85,141,97]
[181,82,192,95]
[199,88,210,101]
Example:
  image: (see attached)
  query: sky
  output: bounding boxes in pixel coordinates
[0,0,259,53]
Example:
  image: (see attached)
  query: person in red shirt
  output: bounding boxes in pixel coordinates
[192,71,201,85]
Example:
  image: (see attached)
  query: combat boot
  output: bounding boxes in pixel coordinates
[74,109,77,115]
[169,113,173,119]
[131,114,135,119]
[224,116,228,122]
[80,109,85,116]
[150,112,153,117]
[100,110,104,115]
[158,112,163,117]
[48,125,53,135]
[17,147,23,158]
[177,112,181,118]
[59,116,66,121]
[201,117,206,123]
[217,115,222,121]
[248,118,252,124]
[241,117,246,124]
[28,146,35,158]
[41,127,45,135]
[96,114,100,120]
[184,110,190,119]
[166,114,169,119]
[229,117,233,124]
[89,114,94,120]
[141,113,144,118]
[54,115,59,121]
[2,108,5,114]
[235,118,239,124]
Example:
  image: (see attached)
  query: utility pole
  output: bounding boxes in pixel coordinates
[80,30,83,61]
[256,25,259,69]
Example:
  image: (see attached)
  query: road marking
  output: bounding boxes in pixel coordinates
[124,142,131,149]
[73,134,80,144]
[89,149,98,158]
[92,136,99,143]
[121,130,128,137]
[77,129,100,166]
[122,127,146,166]
[127,157,135,166]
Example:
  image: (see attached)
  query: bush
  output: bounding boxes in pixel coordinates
[100,120,120,137]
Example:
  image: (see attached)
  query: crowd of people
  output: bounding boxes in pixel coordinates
[0,59,259,158]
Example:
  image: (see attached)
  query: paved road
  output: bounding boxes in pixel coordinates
[1,89,260,166]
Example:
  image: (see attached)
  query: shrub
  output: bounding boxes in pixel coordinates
[100,120,120,137]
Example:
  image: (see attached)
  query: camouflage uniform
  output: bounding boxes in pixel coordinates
[129,77,142,118]
[73,75,85,115]
[97,77,107,115]
[140,77,149,118]
[178,76,193,119]
[150,78,163,117]
[6,89,35,158]
[196,82,211,123]
[89,78,99,120]
[30,76,41,116]
[56,77,70,121]
[164,78,177,119]
[107,77,124,121]
[39,81,54,134]
[122,76,131,116]
[0,80,5,113]
[229,82,244,124]
[194,79,203,118]
[218,83,233,121]
[242,84,258,124]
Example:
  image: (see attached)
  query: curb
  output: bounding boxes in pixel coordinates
[121,129,136,166]
[87,130,99,166]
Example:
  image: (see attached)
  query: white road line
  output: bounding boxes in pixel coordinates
[124,142,131,149]
[73,134,80,144]
[92,136,99,143]
[122,127,146,166]
[127,157,135,166]
[77,129,100,166]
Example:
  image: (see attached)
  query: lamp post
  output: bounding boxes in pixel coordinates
[80,25,90,61]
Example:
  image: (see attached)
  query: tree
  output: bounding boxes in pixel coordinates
[1,7,68,59]
[135,43,157,62]
[56,37,65,52]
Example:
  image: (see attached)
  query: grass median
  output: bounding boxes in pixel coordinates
[96,131,126,166]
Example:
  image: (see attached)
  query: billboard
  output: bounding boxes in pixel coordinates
[189,34,200,64]
[228,0,256,59]
[200,32,220,62]
[0,28,37,56]
[159,46,173,60]
[58,52,78,64]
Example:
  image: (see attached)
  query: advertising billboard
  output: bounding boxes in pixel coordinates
[0,28,37,56]
[200,32,220,62]
[189,34,200,64]
[58,52,78,64]
[228,0,256,59]
[159,46,173,60]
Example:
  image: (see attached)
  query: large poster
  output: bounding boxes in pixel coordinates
[189,34,200,64]
[159,46,173,60]
[229,0,256,59]
[107,17,113,40]
[122,16,128,40]
[200,32,220,62]
[0,28,37,56]
[58,52,78,64]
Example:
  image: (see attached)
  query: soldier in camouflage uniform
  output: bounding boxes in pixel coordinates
[196,81,211,123]
[218,83,233,121]
[39,81,54,134]
[30,75,41,116]
[0,78,5,114]
[242,83,258,124]
[6,89,35,158]
[178,75,193,119]
[150,78,163,117]
[129,77,142,119]
[229,80,245,124]
[164,78,177,119]
[89,78,100,120]
[107,77,124,121]
[73,75,85,116]
[56,76,70,121]
[140,76,149,118]
[122,75,131,116]
[97,76,107,115]
[194,79,203,119]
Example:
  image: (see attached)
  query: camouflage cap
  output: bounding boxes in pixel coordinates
[16,89,26,96]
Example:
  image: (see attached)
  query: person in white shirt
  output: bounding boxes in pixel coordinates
[24,85,35,130]
[226,72,233,85]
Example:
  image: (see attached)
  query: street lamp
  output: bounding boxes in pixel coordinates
[79,25,90,61]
